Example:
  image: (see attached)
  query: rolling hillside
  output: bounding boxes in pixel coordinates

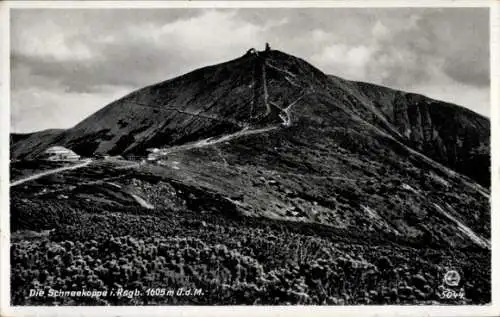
[10,50,489,188]
[10,49,491,305]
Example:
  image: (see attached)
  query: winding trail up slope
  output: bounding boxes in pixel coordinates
[10,49,490,250]
[433,203,490,249]
[10,160,92,187]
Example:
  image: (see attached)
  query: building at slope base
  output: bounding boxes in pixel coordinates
[39,146,81,161]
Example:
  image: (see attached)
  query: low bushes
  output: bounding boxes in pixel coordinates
[11,208,489,305]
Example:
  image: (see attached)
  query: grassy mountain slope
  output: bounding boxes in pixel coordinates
[10,51,489,188]
[10,49,491,305]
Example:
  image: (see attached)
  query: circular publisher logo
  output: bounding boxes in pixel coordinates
[443,270,460,287]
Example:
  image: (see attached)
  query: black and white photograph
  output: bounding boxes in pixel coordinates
[1,0,499,315]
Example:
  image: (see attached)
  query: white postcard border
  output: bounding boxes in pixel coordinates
[1,1,498,316]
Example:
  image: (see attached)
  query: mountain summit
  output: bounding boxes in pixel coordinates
[10,47,491,305]
[11,49,489,187]
[11,48,490,244]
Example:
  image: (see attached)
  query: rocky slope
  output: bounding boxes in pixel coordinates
[10,49,491,305]
[11,50,489,186]
[352,81,490,188]
[11,49,490,248]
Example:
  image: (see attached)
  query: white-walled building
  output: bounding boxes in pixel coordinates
[39,146,80,161]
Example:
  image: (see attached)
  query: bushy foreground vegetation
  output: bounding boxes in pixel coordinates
[11,197,490,305]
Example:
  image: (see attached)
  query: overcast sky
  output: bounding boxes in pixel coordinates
[11,7,489,133]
